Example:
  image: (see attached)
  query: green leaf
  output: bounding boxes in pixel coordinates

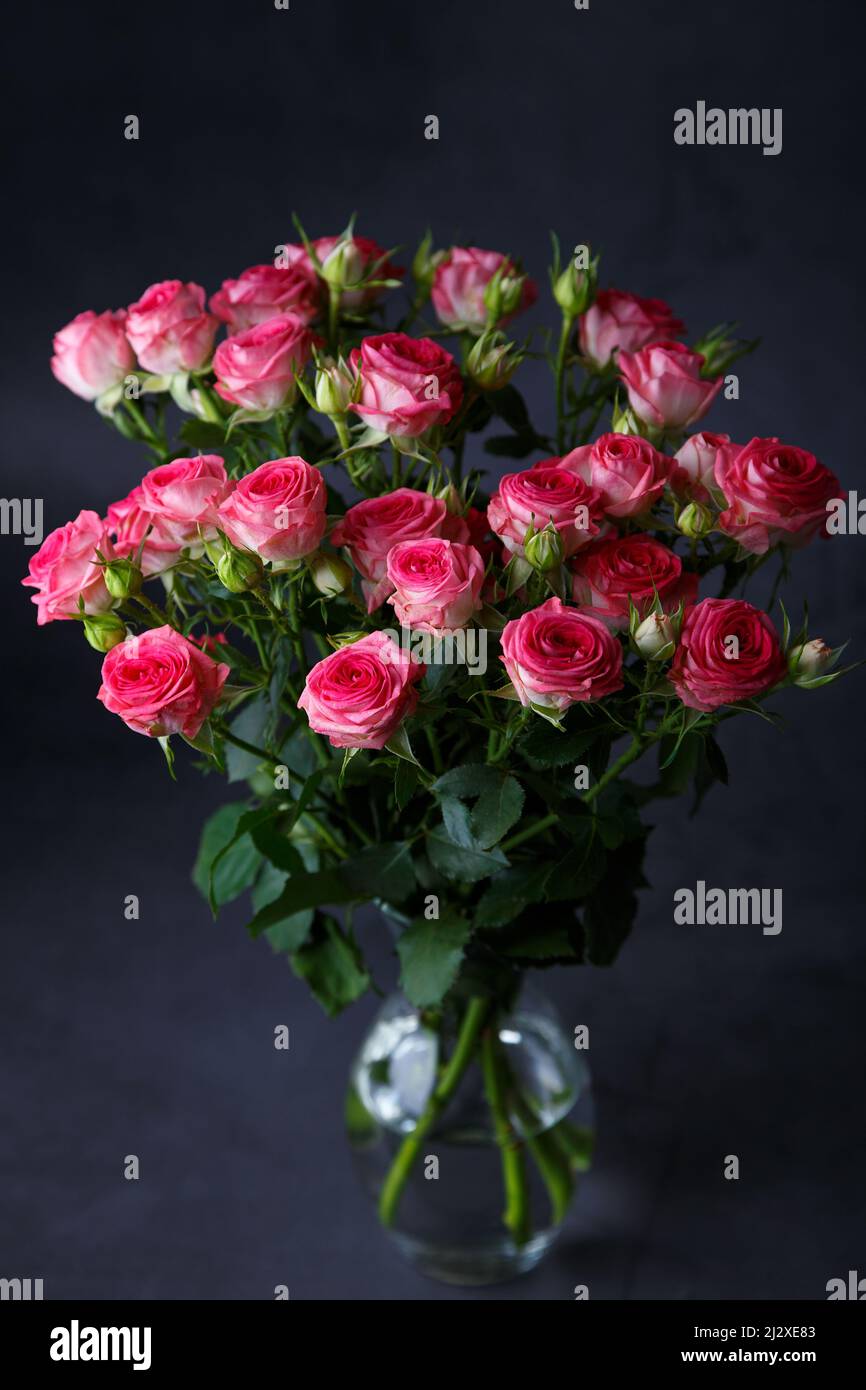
[384,725,419,765]
[291,916,370,1016]
[180,418,228,450]
[192,803,263,910]
[396,910,472,1007]
[518,722,605,770]
[246,841,415,937]
[225,695,272,783]
[476,862,555,929]
[472,775,524,849]
[427,828,508,884]
[394,759,419,811]
[503,926,580,960]
[582,835,648,966]
[344,841,416,903]
[265,908,314,954]
[433,764,503,799]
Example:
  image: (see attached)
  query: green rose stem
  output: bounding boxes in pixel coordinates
[131,593,172,627]
[378,995,490,1229]
[554,314,576,454]
[499,710,683,855]
[480,1027,533,1246]
[122,397,160,447]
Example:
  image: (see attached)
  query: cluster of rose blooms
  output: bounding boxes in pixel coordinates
[28,231,844,755]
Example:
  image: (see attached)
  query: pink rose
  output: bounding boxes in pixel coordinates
[500,596,624,711]
[139,455,232,545]
[213,314,316,412]
[51,310,135,400]
[217,457,326,567]
[618,341,722,430]
[210,263,320,333]
[312,235,403,310]
[126,281,218,374]
[22,509,115,625]
[349,333,463,439]
[331,487,451,610]
[714,437,841,555]
[670,598,788,712]
[571,535,698,628]
[559,432,674,519]
[672,431,732,502]
[579,289,685,367]
[107,486,184,577]
[431,247,537,332]
[386,539,485,632]
[298,631,424,750]
[98,625,230,738]
[487,464,603,559]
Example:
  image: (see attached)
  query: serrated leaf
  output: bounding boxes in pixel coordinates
[427,828,508,883]
[471,775,524,849]
[396,910,472,1007]
[291,916,370,1016]
[192,802,263,911]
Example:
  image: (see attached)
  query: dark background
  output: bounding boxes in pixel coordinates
[2,0,864,1300]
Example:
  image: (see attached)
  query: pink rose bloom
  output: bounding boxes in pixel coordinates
[571,534,698,629]
[22,509,115,625]
[51,309,135,400]
[217,457,326,567]
[98,625,230,738]
[386,539,485,633]
[349,333,463,439]
[500,597,624,712]
[714,437,841,555]
[107,485,184,577]
[210,263,320,333]
[298,631,424,750]
[213,314,316,412]
[331,487,451,610]
[431,247,537,332]
[559,432,674,519]
[579,289,685,368]
[312,235,403,310]
[139,455,232,544]
[669,598,788,712]
[126,281,218,374]
[487,464,603,559]
[672,431,732,502]
[618,340,722,431]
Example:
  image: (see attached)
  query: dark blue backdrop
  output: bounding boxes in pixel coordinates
[2,0,864,1299]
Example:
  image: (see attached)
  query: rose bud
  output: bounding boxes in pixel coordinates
[411,231,445,299]
[432,247,537,333]
[216,543,264,594]
[632,611,676,662]
[579,290,685,369]
[676,500,715,539]
[298,631,424,750]
[500,597,624,713]
[314,355,357,416]
[126,280,218,375]
[465,330,523,392]
[553,251,598,319]
[617,341,723,431]
[98,625,230,739]
[82,611,127,653]
[51,309,135,402]
[312,235,402,310]
[309,551,354,598]
[103,555,143,601]
[788,639,833,683]
[524,523,564,574]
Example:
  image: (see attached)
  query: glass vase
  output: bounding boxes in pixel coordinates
[346,982,593,1286]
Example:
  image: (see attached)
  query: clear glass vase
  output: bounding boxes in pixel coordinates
[346,983,593,1286]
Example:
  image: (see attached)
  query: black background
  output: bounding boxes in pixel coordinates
[2,0,864,1300]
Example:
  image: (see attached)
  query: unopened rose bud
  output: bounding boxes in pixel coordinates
[309,550,354,598]
[483,265,528,326]
[83,611,127,653]
[466,331,522,391]
[411,231,444,296]
[216,546,264,593]
[553,250,598,318]
[610,397,645,437]
[676,500,715,539]
[435,482,464,515]
[788,638,833,683]
[319,237,363,290]
[103,556,143,600]
[633,611,676,662]
[524,524,563,573]
[315,356,356,416]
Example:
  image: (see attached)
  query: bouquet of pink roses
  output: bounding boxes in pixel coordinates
[30,219,852,1281]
